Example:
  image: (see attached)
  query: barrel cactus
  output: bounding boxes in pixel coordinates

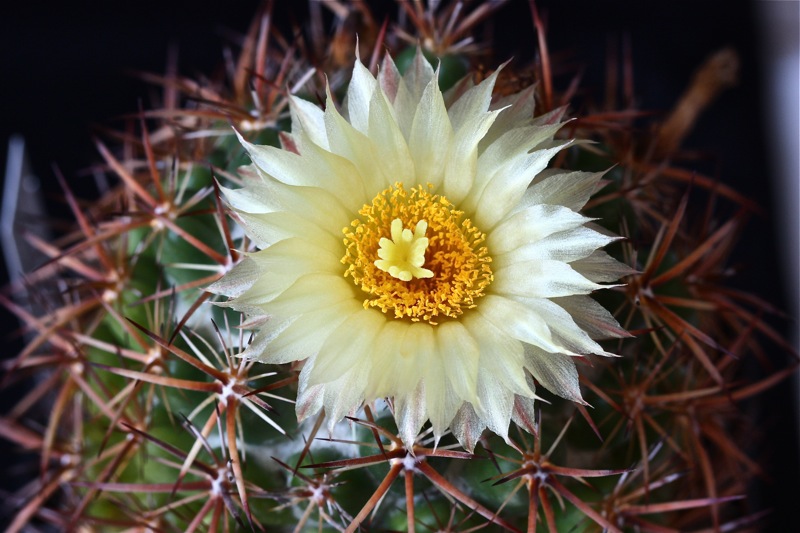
[1,2,794,532]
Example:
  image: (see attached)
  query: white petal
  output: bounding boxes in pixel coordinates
[464,122,564,214]
[570,249,636,283]
[289,95,329,150]
[446,63,503,132]
[481,84,537,149]
[344,59,378,134]
[518,170,606,213]
[308,309,386,385]
[511,297,611,356]
[324,90,389,195]
[443,108,503,204]
[493,258,603,299]
[477,295,569,354]
[461,313,529,396]
[475,370,514,442]
[425,358,463,440]
[553,295,631,340]
[474,142,570,230]
[245,299,360,364]
[497,227,619,266]
[408,77,453,189]
[523,346,585,403]
[511,373,538,434]
[488,204,591,257]
[367,88,415,185]
[395,381,427,450]
[436,321,480,403]
[451,403,485,452]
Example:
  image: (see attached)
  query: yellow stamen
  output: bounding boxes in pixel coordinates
[342,183,493,324]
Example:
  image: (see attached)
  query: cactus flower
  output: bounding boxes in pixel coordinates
[210,51,627,451]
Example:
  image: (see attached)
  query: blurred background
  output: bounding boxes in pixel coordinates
[1,0,797,530]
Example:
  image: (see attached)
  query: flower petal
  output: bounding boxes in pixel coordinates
[523,346,585,403]
[394,380,427,450]
[451,403,485,452]
[477,295,569,354]
[307,309,385,385]
[408,76,453,189]
[488,204,591,257]
[518,170,606,212]
[493,258,604,299]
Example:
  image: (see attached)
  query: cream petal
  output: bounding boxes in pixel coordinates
[446,63,504,132]
[492,258,604,299]
[553,295,631,340]
[461,313,529,396]
[408,77,453,188]
[464,122,564,214]
[367,320,437,398]
[344,59,378,134]
[364,320,410,398]
[237,129,368,211]
[263,272,355,318]
[517,170,606,213]
[367,88,415,185]
[227,240,342,309]
[324,90,390,195]
[523,346,585,403]
[296,368,324,423]
[378,54,403,103]
[323,363,370,431]
[496,227,619,266]
[474,142,571,230]
[477,295,569,355]
[206,256,260,297]
[570,249,636,283]
[511,373,538,434]
[394,381,427,450]
[480,84,537,150]
[442,108,502,204]
[474,370,514,442]
[247,299,360,364]
[425,356,463,440]
[436,321,480,403]
[451,403,485,452]
[233,211,341,253]
[222,179,350,238]
[401,47,436,104]
[511,297,612,356]
[488,204,591,257]
[308,309,386,385]
[289,95,329,150]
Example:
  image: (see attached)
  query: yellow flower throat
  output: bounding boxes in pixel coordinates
[342,183,493,324]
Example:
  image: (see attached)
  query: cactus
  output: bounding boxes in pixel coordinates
[2,2,795,532]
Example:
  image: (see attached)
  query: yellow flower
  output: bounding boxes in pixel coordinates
[210,51,628,451]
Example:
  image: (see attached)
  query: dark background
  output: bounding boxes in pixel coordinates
[1,0,797,530]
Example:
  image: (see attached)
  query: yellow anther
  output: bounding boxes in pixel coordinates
[342,183,493,324]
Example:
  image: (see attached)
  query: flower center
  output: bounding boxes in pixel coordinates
[342,183,493,324]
